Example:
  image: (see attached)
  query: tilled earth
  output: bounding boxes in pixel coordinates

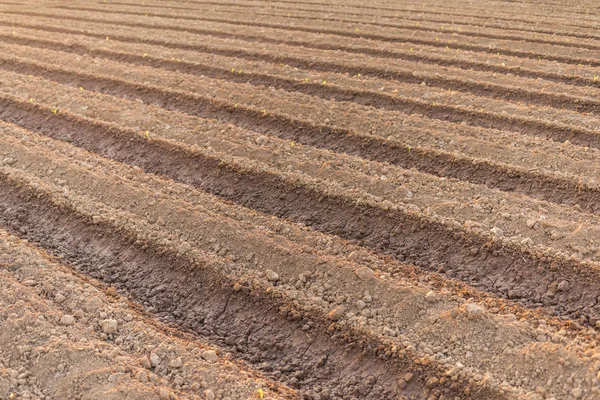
[1,0,600,399]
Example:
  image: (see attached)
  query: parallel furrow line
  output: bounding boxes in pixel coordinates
[1,97,600,326]
[141,0,600,30]
[88,0,600,46]
[1,14,596,90]
[2,56,600,216]
[15,7,600,67]
[2,52,599,154]
[4,31,600,116]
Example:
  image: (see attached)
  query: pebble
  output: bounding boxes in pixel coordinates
[490,227,504,236]
[425,291,437,302]
[355,300,367,310]
[571,388,583,399]
[101,319,118,334]
[83,296,103,313]
[169,357,183,368]
[465,303,485,320]
[140,356,152,369]
[150,352,161,367]
[328,306,345,321]
[557,280,570,292]
[136,370,149,382]
[265,269,280,282]
[205,389,216,400]
[383,326,396,337]
[59,315,75,326]
[202,350,218,363]
[355,266,375,281]
[525,219,537,229]
[158,388,171,400]
[178,241,192,254]
[54,293,66,304]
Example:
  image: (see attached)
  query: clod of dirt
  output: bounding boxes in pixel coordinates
[101,318,118,334]
[465,303,486,320]
[355,266,375,281]
[328,306,345,321]
[265,269,280,282]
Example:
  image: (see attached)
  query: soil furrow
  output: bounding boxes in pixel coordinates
[3,94,600,330]
[0,136,524,400]
[100,0,600,52]
[4,58,600,222]
[36,5,600,66]
[3,49,600,214]
[186,0,600,25]
[5,122,600,399]
[5,86,600,264]
[2,44,600,159]
[5,3,600,399]
[105,0,600,41]
[2,11,598,92]
[4,26,600,117]
[0,229,295,400]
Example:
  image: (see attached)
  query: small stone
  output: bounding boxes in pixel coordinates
[54,293,66,304]
[571,388,583,399]
[83,296,103,313]
[23,280,36,286]
[383,326,396,336]
[201,350,218,363]
[490,227,503,236]
[158,388,171,400]
[327,306,345,321]
[465,303,485,320]
[205,389,216,400]
[178,241,192,254]
[169,357,183,368]
[59,315,75,326]
[525,219,537,229]
[425,291,437,302]
[140,356,152,369]
[265,269,280,282]
[92,215,102,224]
[404,372,414,382]
[355,266,375,281]
[108,372,124,383]
[355,300,367,310]
[136,370,148,382]
[101,319,118,334]
[557,280,570,292]
[150,352,161,367]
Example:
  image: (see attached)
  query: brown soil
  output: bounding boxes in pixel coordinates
[2,1,600,399]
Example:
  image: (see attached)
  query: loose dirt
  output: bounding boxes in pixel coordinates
[2,0,600,399]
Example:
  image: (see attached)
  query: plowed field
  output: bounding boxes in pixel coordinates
[2,0,600,399]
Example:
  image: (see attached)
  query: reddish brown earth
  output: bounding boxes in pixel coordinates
[1,0,600,399]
